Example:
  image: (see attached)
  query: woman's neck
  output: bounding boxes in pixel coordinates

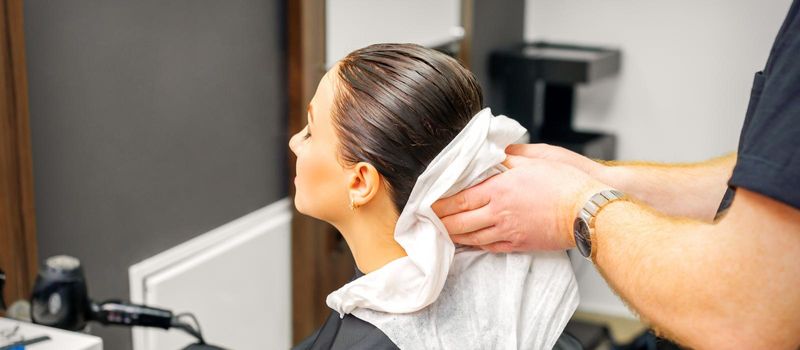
[335,202,407,274]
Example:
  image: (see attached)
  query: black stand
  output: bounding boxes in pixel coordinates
[490,42,621,159]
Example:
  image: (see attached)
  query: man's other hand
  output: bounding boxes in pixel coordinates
[506,143,606,177]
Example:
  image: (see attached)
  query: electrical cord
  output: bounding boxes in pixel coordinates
[171,312,205,344]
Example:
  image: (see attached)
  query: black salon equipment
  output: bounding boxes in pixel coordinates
[30,255,225,350]
[490,42,621,159]
[0,268,6,311]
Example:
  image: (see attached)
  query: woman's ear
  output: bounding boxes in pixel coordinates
[347,162,382,208]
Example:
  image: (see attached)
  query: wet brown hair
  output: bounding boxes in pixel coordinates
[332,43,483,212]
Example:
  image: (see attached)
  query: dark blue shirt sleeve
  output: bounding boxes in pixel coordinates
[729,0,800,210]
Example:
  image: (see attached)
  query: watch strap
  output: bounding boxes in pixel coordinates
[579,189,625,225]
[576,189,626,260]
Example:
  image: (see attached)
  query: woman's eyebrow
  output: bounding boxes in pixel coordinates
[307,103,314,124]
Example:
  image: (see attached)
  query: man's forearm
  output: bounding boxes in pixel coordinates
[592,189,800,349]
[594,153,736,222]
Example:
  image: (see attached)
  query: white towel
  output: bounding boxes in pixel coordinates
[326,108,579,349]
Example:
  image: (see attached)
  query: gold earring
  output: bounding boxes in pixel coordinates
[349,197,356,210]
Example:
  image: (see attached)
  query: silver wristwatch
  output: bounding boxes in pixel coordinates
[573,189,626,260]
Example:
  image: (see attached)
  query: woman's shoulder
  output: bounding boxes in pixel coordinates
[337,313,399,350]
[293,310,399,350]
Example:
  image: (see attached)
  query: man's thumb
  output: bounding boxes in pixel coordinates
[502,154,530,169]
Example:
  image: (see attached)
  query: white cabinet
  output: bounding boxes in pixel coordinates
[0,318,102,350]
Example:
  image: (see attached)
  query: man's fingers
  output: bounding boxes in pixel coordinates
[432,182,491,217]
[439,203,494,235]
[504,143,528,155]
[505,143,549,157]
[449,226,502,246]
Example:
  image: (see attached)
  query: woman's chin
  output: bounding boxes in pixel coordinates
[293,197,322,220]
[293,196,308,215]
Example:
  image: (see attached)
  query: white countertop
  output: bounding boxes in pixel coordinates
[0,318,102,350]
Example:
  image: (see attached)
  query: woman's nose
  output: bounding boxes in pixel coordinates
[289,131,301,155]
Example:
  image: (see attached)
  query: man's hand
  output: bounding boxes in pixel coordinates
[505,143,606,177]
[434,143,734,253]
[432,155,609,252]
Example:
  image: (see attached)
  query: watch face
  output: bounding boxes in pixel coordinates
[573,218,592,258]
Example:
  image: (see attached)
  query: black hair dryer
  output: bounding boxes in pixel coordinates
[30,255,223,350]
[30,256,92,330]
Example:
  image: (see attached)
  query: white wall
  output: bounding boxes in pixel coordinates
[326,0,462,67]
[525,0,794,318]
[526,0,793,162]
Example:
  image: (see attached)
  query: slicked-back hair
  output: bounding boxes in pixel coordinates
[332,43,483,213]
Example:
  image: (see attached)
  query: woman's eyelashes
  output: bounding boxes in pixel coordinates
[303,127,312,140]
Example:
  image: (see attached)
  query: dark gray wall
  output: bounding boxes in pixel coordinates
[468,0,525,107]
[24,1,286,349]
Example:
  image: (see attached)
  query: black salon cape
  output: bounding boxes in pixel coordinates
[719,0,800,213]
[292,268,399,350]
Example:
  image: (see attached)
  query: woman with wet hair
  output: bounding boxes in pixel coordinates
[290,44,479,349]
[290,44,576,350]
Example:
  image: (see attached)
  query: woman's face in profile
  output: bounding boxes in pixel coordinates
[289,67,350,222]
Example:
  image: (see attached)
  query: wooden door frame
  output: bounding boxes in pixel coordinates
[0,0,38,314]
[286,0,358,344]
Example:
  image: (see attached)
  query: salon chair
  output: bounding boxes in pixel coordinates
[292,330,583,350]
[554,331,584,350]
